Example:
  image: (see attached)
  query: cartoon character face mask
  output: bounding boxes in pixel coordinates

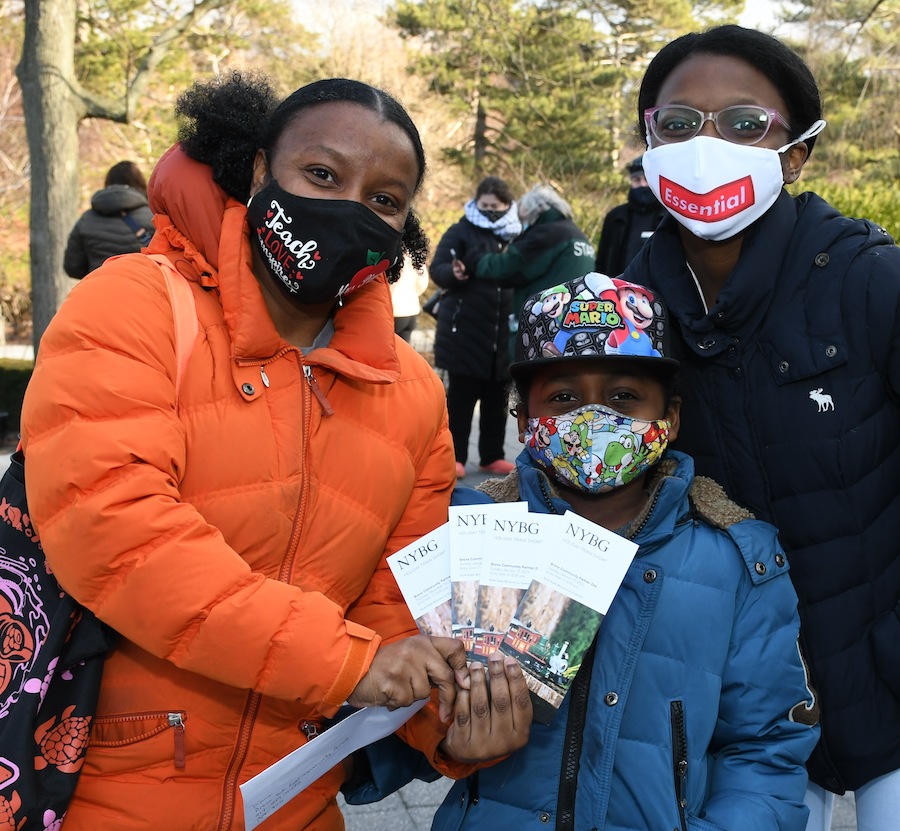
[246,179,403,305]
[524,404,671,494]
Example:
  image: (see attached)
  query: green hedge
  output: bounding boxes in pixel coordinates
[0,358,33,441]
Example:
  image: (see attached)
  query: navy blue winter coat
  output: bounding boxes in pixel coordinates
[628,190,900,793]
[429,450,818,831]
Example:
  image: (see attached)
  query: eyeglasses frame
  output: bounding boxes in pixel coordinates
[644,104,792,147]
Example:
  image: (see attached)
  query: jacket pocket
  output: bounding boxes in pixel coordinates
[671,700,688,831]
[871,606,900,699]
[90,709,187,770]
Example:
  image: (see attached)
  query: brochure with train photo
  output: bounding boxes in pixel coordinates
[389,507,638,723]
[471,508,560,663]
[447,502,527,654]
[499,511,638,723]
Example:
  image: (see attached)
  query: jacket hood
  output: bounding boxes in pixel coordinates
[90,185,149,216]
[148,144,228,274]
[641,190,895,364]
[476,449,756,551]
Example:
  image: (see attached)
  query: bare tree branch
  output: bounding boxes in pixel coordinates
[843,0,889,62]
[76,0,236,122]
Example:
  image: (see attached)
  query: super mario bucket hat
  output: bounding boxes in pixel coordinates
[510,272,680,382]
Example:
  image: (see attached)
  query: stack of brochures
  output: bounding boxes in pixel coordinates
[387,504,637,724]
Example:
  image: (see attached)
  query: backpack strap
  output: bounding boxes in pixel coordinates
[145,254,198,406]
[120,210,153,246]
[11,256,197,454]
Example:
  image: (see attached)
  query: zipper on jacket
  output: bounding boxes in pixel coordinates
[300,720,319,740]
[260,365,270,388]
[217,690,262,831]
[303,364,335,416]
[537,474,562,515]
[555,637,597,830]
[468,770,480,806]
[450,295,462,333]
[492,286,501,353]
[91,709,187,769]
[168,712,186,769]
[218,357,316,830]
[628,482,664,541]
[671,700,689,831]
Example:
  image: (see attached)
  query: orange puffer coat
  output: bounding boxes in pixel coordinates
[21,146,464,830]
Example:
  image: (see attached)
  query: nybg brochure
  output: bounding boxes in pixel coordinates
[388,506,637,723]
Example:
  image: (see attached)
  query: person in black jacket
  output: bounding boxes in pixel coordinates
[594,155,665,276]
[64,161,155,279]
[469,184,596,349]
[430,177,520,479]
[630,24,900,831]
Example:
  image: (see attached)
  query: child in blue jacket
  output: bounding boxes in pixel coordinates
[346,273,820,831]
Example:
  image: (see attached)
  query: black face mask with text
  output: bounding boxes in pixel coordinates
[246,179,403,306]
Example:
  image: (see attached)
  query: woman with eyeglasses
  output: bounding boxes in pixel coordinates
[628,24,900,831]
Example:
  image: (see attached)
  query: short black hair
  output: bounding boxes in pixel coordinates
[637,25,822,154]
[175,71,429,275]
[475,176,514,205]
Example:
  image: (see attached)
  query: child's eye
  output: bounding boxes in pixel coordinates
[550,391,578,404]
[609,390,638,402]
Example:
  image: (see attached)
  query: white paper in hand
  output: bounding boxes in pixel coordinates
[240,699,427,830]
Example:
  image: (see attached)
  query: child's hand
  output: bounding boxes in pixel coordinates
[439,653,533,762]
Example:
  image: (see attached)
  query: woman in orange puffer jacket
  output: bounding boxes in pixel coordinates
[20,74,530,831]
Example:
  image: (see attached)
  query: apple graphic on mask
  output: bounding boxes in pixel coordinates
[344,249,392,294]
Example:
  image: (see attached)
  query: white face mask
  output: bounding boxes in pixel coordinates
[642,121,826,241]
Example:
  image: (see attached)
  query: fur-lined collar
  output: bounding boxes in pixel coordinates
[477,458,753,532]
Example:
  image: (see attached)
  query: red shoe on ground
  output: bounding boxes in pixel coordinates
[455,462,467,479]
[479,459,514,475]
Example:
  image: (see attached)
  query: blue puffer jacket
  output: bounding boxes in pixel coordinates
[432,450,819,831]
[628,191,900,794]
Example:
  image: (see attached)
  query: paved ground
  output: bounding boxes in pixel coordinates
[0,336,859,830]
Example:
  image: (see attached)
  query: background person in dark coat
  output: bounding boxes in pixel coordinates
[629,24,900,831]
[63,161,155,279]
[594,155,665,276]
[430,176,520,479]
[469,184,596,351]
